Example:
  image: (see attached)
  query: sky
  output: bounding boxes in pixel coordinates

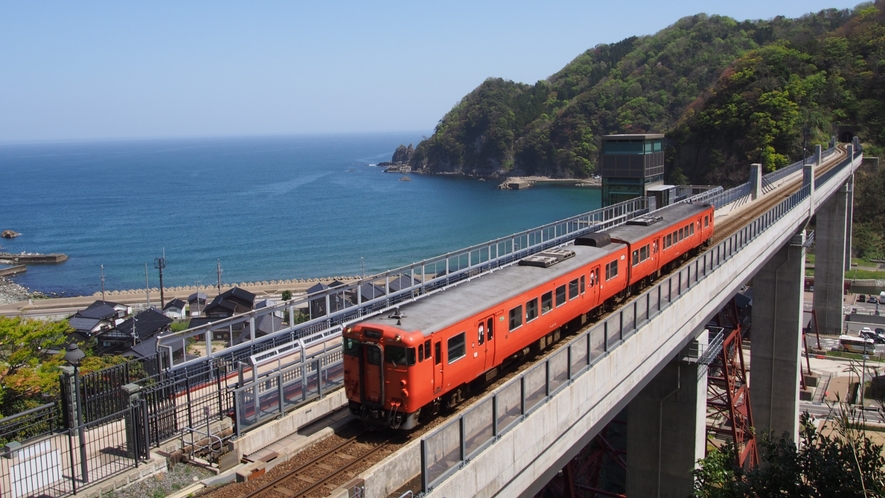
[0,1,866,142]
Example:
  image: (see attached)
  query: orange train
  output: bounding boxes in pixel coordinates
[342,202,715,429]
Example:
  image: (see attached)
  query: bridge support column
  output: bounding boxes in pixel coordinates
[813,179,851,335]
[750,232,806,442]
[750,163,762,200]
[626,332,707,498]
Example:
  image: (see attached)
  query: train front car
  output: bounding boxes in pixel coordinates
[343,321,429,429]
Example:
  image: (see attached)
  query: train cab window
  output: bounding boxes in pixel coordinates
[487,318,494,341]
[418,344,424,362]
[580,275,585,293]
[344,338,361,356]
[632,250,639,266]
[434,342,441,365]
[366,345,382,366]
[526,298,539,322]
[447,333,466,363]
[569,279,579,300]
[478,323,485,345]
[605,260,618,281]
[704,215,709,227]
[385,346,416,367]
[589,270,597,287]
[509,305,523,331]
[424,340,431,361]
[542,291,553,313]
[556,285,567,307]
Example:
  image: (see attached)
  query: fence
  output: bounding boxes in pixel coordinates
[420,149,855,491]
[0,400,149,497]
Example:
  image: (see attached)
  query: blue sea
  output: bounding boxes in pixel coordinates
[0,133,600,296]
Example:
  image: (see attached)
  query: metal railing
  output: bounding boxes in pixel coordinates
[419,149,856,492]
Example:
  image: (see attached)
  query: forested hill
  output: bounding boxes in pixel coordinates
[408,3,884,186]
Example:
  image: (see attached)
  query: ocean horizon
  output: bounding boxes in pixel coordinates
[0,133,601,297]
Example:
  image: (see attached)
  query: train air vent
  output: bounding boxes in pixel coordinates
[626,215,663,226]
[576,233,611,247]
[519,248,576,268]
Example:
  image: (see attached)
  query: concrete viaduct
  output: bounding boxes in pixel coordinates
[332,142,861,498]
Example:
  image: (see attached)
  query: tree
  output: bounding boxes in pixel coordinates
[0,316,71,416]
[694,410,885,496]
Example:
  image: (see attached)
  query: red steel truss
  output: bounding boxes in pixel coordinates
[705,298,759,468]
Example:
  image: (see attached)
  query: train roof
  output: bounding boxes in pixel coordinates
[606,202,711,245]
[352,242,625,336]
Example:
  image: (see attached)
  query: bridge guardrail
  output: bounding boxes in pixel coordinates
[420,149,855,492]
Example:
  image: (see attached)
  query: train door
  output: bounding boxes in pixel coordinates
[361,343,384,406]
[478,314,497,371]
[433,340,443,395]
[588,265,601,308]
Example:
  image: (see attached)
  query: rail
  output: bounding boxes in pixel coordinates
[419,148,856,492]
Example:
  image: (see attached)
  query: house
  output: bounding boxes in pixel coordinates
[306,281,350,318]
[237,299,284,342]
[163,298,187,320]
[97,308,172,355]
[68,300,131,342]
[188,292,208,316]
[203,287,256,341]
[386,274,422,293]
[347,282,386,304]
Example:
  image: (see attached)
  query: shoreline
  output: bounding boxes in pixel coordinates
[0,275,362,315]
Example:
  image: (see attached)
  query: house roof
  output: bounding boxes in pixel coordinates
[124,335,184,359]
[387,274,422,292]
[188,292,208,304]
[164,298,186,311]
[205,286,255,315]
[69,316,102,333]
[350,283,386,301]
[75,301,119,320]
[116,308,173,342]
[306,282,330,294]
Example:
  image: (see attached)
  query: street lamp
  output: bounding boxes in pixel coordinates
[64,343,88,483]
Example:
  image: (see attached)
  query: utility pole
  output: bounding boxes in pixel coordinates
[144,263,151,307]
[216,259,223,294]
[155,249,166,309]
[100,265,105,301]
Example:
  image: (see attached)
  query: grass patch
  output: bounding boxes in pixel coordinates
[846,269,885,279]
[826,350,885,362]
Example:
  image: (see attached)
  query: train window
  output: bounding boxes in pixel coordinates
[509,305,523,331]
[344,338,361,356]
[542,291,553,313]
[632,250,639,266]
[605,260,618,280]
[704,215,709,227]
[385,346,416,367]
[526,298,539,322]
[367,345,382,366]
[478,323,485,345]
[640,245,649,261]
[424,340,431,361]
[569,279,579,300]
[580,275,585,293]
[690,223,695,235]
[672,230,678,242]
[487,318,494,341]
[418,344,424,362]
[447,333,466,363]
[666,234,672,248]
[556,285,566,307]
[435,342,441,365]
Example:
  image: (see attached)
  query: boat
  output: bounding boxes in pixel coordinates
[400,176,411,182]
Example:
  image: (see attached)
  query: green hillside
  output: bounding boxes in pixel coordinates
[409,3,884,183]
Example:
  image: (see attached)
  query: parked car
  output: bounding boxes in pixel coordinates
[857,294,866,303]
[859,328,885,344]
[876,327,885,336]
[869,296,879,305]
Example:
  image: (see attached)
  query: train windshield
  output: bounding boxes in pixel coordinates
[343,337,361,356]
[385,346,416,367]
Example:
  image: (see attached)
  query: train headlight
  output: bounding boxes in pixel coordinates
[395,334,402,342]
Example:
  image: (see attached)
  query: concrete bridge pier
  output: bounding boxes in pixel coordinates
[750,231,806,442]
[626,331,708,498]
[813,176,853,335]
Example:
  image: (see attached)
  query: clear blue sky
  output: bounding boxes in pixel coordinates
[0,1,865,142]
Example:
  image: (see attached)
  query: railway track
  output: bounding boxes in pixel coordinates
[199,146,852,498]
[710,144,848,245]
